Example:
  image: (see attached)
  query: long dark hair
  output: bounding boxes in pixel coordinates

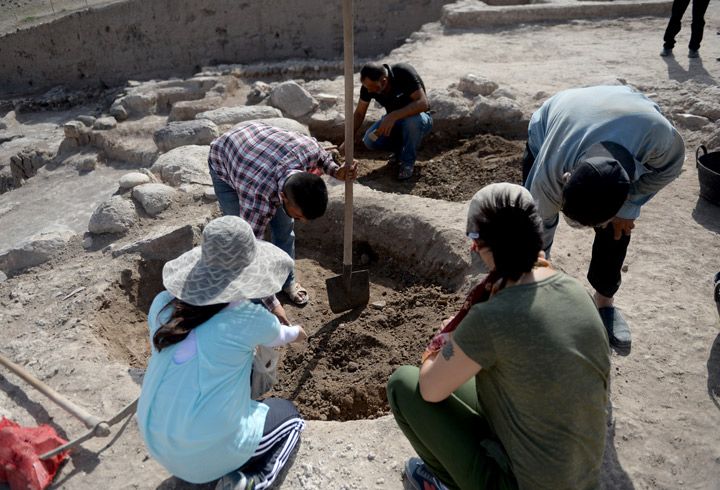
[470,191,543,282]
[152,299,228,352]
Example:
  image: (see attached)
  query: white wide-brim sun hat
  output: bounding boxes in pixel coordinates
[162,216,293,306]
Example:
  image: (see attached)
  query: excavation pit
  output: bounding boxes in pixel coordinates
[86,131,524,421]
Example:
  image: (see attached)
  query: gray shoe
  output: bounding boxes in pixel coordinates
[598,307,631,349]
[215,471,255,490]
[660,47,673,57]
[688,49,700,58]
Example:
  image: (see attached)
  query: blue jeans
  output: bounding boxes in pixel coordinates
[362,112,433,171]
[209,166,295,289]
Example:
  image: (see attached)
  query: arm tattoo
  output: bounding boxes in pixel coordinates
[441,340,455,361]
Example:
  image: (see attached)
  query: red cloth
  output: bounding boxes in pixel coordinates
[421,259,553,363]
[0,417,69,490]
[422,271,500,363]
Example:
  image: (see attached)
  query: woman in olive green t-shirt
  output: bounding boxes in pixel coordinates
[388,183,610,490]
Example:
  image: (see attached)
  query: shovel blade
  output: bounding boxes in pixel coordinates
[326,269,370,314]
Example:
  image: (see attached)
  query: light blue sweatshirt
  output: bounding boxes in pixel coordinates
[524,85,685,249]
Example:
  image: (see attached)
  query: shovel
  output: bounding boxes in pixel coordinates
[326,0,369,314]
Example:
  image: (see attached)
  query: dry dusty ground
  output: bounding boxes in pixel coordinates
[1,4,720,490]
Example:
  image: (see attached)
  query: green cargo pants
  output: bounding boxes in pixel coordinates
[387,365,518,490]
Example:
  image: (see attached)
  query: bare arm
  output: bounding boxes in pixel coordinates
[376,88,429,137]
[419,337,481,403]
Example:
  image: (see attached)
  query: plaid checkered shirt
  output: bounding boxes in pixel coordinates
[208,122,339,311]
[208,121,339,237]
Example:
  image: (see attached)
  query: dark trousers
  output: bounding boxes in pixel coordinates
[662,0,711,50]
[239,398,304,489]
[522,142,630,298]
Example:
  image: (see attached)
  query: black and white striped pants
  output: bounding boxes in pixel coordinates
[241,398,305,489]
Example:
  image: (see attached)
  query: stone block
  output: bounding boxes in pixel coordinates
[153,120,219,152]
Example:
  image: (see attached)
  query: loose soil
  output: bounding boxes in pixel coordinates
[356,133,525,201]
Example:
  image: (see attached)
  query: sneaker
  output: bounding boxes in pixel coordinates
[598,307,632,349]
[398,163,414,181]
[215,471,256,490]
[688,49,700,58]
[387,153,400,166]
[660,47,673,57]
[402,457,449,490]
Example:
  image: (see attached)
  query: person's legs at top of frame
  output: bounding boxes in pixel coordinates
[688,0,711,56]
[661,0,691,56]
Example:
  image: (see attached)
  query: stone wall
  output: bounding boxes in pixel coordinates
[0,0,449,97]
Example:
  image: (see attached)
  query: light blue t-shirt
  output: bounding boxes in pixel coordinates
[136,291,281,483]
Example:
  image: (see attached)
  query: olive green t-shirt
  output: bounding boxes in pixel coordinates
[454,272,610,490]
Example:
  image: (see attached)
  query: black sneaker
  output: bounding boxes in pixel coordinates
[388,153,400,166]
[402,457,449,490]
[598,307,632,349]
[688,49,700,58]
[660,47,673,57]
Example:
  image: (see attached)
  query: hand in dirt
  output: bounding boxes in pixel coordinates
[293,326,308,343]
[607,217,635,240]
[335,162,358,181]
[272,304,290,325]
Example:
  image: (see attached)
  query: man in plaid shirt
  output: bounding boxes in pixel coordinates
[208,122,356,320]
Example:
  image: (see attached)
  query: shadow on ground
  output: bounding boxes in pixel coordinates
[691,196,720,233]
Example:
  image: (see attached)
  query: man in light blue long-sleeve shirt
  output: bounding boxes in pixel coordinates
[523,85,685,349]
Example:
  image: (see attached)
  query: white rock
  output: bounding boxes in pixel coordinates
[93,117,117,130]
[491,87,517,100]
[196,106,283,125]
[706,126,720,148]
[247,81,273,105]
[427,89,471,120]
[204,187,217,201]
[472,96,523,123]
[168,96,223,122]
[675,113,710,130]
[88,195,137,234]
[0,271,6,283]
[109,101,128,121]
[0,225,76,275]
[687,101,720,122]
[119,172,151,189]
[269,81,318,118]
[76,115,96,127]
[120,92,157,116]
[132,183,176,216]
[151,145,212,187]
[458,74,498,97]
[63,121,84,139]
[153,120,219,152]
[73,154,97,172]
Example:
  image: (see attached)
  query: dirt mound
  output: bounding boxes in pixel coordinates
[357,133,524,202]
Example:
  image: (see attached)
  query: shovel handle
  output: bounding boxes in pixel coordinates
[0,352,104,431]
[342,0,354,269]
